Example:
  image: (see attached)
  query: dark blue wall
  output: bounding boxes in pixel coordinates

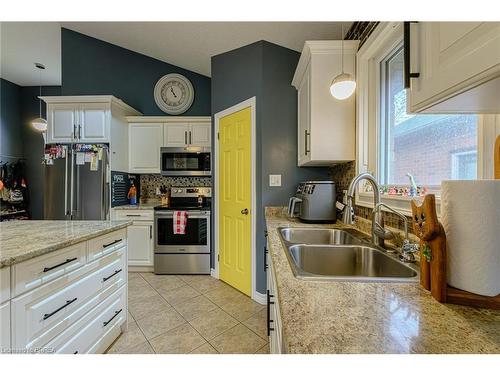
[61,28,211,116]
[0,78,23,161]
[211,41,329,294]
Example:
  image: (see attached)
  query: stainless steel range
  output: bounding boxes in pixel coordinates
[154,187,211,274]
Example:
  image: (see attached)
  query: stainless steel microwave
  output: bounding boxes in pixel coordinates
[160,147,211,176]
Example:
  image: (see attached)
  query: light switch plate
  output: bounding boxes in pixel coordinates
[269,174,282,187]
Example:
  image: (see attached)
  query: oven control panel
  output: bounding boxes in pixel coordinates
[170,187,212,198]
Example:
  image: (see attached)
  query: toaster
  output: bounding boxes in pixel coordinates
[288,181,336,223]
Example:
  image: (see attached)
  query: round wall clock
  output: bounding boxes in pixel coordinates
[154,73,195,115]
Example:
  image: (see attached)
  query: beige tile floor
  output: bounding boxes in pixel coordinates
[106,273,269,354]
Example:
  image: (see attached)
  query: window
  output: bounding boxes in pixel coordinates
[379,45,478,189]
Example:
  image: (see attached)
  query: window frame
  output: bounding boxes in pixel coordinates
[355,22,499,216]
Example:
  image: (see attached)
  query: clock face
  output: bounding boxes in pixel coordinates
[154,74,194,115]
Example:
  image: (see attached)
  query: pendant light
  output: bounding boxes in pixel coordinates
[31,63,48,132]
[330,25,356,100]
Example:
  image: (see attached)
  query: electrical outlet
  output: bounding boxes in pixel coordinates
[269,174,282,187]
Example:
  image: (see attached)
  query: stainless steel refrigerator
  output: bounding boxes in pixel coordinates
[44,145,110,220]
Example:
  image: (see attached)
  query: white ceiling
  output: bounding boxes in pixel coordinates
[0,22,62,86]
[0,22,351,86]
[61,22,352,77]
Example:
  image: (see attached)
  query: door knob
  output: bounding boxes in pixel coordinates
[241,208,249,215]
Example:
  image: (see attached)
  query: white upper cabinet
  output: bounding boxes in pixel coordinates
[164,122,211,147]
[129,123,163,174]
[292,41,358,166]
[190,123,211,147]
[42,96,140,145]
[79,103,109,142]
[164,123,190,147]
[47,103,78,143]
[407,22,500,113]
[127,117,211,173]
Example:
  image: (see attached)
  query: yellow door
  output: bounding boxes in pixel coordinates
[218,107,252,296]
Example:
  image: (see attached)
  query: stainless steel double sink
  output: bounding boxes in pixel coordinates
[278,227,418,282]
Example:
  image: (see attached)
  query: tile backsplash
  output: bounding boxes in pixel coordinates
[139,175,212,200]
[330,162,414,234]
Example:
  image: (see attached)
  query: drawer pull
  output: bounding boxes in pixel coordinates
[103,269,123,282]
[126,214,142,217]
[43,257,78,273]
[102,239,122,248]
[103,309,123,327]
[267,290,275,336]
[43,297,78,320]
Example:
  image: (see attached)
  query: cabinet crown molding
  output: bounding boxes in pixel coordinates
[292,40,360,89]
[40,95,142,116]
[125,116,211,123]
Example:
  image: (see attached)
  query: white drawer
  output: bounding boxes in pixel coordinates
[1,301,10,351]
[49,285,126,354]
[114,210,154,221]
[87,229,127,262]
[0,267,10,304]
[11,242,87,298]
[11,247,126,349]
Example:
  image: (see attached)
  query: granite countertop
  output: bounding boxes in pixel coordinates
[112,200,159,210]
[0,220,131,268]
[265,207,500,354]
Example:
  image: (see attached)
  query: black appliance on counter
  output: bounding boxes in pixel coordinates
[154,187,211,274]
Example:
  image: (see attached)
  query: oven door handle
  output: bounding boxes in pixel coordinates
[155,213,210,218]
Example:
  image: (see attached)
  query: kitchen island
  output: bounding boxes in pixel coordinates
[0,220,131,354]
[265,207,500,354]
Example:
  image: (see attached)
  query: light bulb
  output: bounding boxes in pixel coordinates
[330,73,356,100]
[31,117,47,132]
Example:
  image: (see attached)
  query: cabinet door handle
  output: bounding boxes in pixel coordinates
[78,124,82,139]
[103,269,122,283]
[264,247,269,272]
[189,131,192,144]
[267,290,275,336]
[43,257,78,273]
[185,131,188,145]
[103,309,123,327]
[304,130,310,155]
[102,239,122,248]
[150,225,152,239]
[404,21,420,89]
[43,298,78,320]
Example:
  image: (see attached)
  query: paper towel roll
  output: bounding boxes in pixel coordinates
[441,180,500,297]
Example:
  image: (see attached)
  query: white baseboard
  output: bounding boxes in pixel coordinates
[210,268,219,278]
[128,266,154,273]
[253,291,266,305]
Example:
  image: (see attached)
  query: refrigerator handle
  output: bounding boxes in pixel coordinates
[64,151,68,217]
[70,149,74,219]
[102,148,110,220]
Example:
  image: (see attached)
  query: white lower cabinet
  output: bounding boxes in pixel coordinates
[111,209,154,268]
[11,246,126,350]
[266,239,284,354]
[2,228,128,354]
[1,301,10,351]
[48,285,126,354]
[127,222,154,267]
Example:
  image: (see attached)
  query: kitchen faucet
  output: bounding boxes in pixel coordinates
[342,173,384,246]
[372,202,419,262]
[342,173,418,261]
